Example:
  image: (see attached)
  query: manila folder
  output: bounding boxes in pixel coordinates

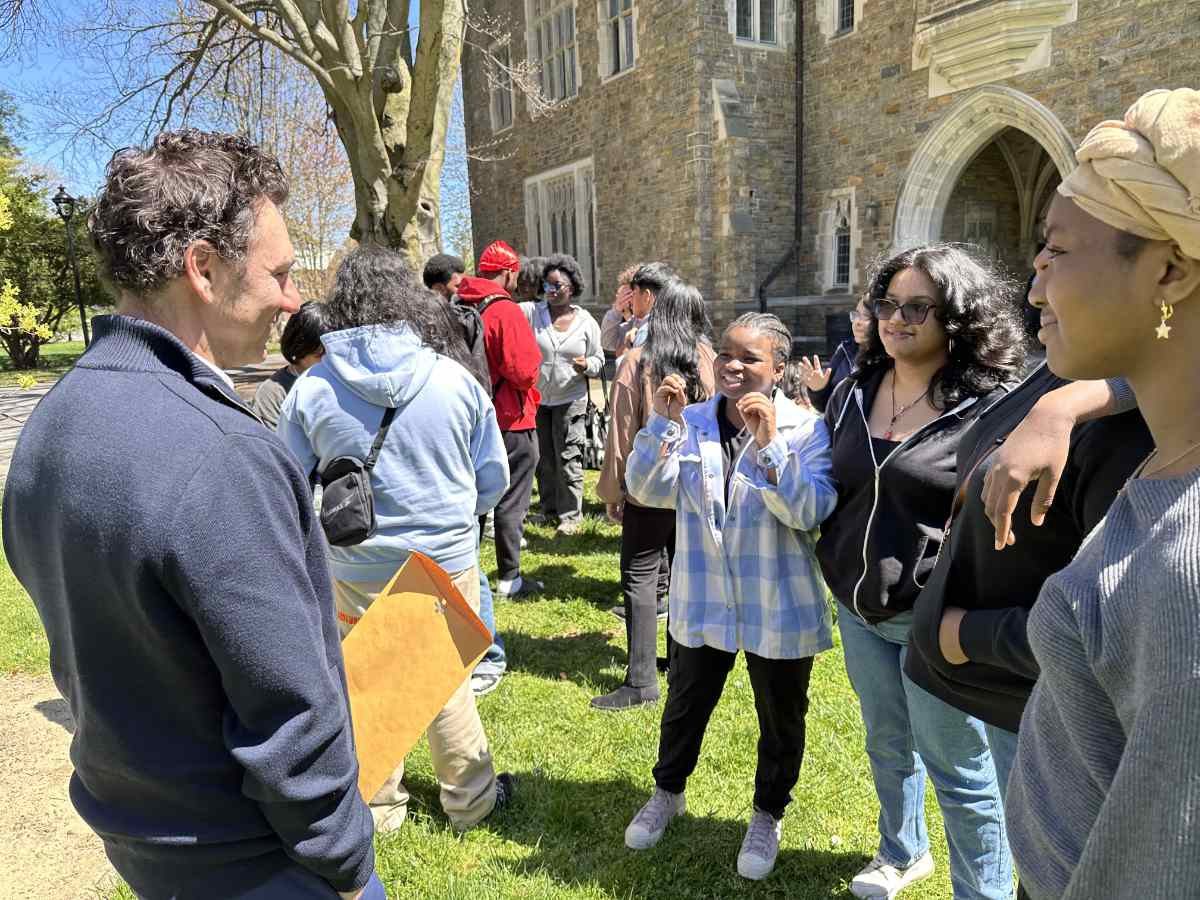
[341,551,491,801]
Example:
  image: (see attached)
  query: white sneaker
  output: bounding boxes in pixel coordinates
[624,788,685,849]
[850,852,935,898]
[737,809,782,880]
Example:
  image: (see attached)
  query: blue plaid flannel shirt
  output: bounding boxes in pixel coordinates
[625,392,837,659]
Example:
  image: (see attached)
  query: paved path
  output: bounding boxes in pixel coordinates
[0,355,286,484]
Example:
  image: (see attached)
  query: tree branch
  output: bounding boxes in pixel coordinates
[199,0,336,93]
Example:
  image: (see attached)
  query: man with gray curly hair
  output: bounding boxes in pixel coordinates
[2,130,381,900]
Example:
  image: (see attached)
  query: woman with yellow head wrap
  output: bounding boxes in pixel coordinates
[1003,88,1200,900]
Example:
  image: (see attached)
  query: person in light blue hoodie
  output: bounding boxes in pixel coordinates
[277,247,516,833]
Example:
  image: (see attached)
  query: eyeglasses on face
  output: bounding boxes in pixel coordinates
[872,298,935,326]
[848,309,870,323]
[543,281,568,295]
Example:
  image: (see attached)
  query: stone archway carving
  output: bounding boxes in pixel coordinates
[893,85,1076,251]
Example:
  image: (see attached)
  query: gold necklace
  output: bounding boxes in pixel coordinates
[1137,441,1200,480]
[885,371,931,440]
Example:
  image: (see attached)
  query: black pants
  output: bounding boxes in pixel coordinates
[653,643,814,820]
[620,501,675,690]
[494,428,538,582]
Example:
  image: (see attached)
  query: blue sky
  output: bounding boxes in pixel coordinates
[0,1,471,234]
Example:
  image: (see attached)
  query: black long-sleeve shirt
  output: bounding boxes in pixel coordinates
[904,362,1152,732]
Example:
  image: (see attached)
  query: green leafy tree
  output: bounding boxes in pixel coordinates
[0,92,106,375]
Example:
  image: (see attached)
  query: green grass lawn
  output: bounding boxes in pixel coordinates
[0,340,88,387]
[1,473,956,899]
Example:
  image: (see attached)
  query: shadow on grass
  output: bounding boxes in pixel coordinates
[502,630,624,690]
[519,563,622,607]
[523,525,621,557]
[402,770,869,899]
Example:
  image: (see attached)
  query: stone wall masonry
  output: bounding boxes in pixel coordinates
[802,0,1200,306]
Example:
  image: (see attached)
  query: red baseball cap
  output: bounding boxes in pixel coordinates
[477,240,521,275]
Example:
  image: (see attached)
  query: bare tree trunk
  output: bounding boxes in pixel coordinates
[331,0,465,268]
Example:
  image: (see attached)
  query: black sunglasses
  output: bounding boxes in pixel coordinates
[872,298,936,326]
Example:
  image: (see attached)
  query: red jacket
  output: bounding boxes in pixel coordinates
[455,276,541,431]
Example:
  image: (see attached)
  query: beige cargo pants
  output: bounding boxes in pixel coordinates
[334,564,497,832]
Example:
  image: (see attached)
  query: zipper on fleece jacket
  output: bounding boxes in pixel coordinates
[841,385,980,621]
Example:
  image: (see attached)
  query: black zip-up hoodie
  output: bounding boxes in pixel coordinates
[904,363,1152,732]
[809,338,859,413]
[815,366,1006,624]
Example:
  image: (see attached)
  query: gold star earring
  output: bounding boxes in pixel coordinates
[1156,301,1174,340]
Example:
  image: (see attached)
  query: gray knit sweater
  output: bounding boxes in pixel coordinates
[1007,467,1200,899]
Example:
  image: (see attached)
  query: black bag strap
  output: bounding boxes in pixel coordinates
[364,407,398,471]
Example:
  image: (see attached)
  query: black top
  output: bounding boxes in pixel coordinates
[809,339,858,413]
[904,363,1152,732]
[816,366,1006,624]
[717,397,753,503]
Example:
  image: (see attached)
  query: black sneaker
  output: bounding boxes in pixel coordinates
[590,685,660,711]
[494,772,517,812]
[609,600,668,621]
[656,656,670,673]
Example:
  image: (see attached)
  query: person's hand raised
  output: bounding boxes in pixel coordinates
[653,374,688,423]
[736,392,777,449]
[798,355,832,391]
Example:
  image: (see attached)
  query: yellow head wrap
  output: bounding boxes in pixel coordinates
[1058,88,1200,260]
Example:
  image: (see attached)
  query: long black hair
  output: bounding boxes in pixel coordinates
[323,246,474,371]
[642,278,713,403]
[858,244,1025,407]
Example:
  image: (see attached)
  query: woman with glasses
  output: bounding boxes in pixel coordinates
[522,254,604,535]
[799,293,873,412]
[815,245,1025,900]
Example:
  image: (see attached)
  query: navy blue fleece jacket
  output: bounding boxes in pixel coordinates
[1,315,374,895]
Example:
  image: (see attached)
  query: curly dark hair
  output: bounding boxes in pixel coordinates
[542,253,586,298]
[517,256,548,296]
[88,129,288,297]
[857,244,1025,408]
[323,246,473,371]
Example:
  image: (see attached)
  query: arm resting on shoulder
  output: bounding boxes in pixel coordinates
[983,377,1136,549]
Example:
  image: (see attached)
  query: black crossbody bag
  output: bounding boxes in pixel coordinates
[318,407,398,547]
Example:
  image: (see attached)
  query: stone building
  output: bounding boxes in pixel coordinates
[461,0,1200,352]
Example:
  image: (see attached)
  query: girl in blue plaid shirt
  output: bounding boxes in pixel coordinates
[621,312,838,882]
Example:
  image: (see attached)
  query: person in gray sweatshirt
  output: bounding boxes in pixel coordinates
[1005,88,1200,900]
[522,253,604,535]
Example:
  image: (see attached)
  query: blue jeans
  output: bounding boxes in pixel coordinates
[838,603,1012,900]
[984,724,1019,809]
[473,565,507,677]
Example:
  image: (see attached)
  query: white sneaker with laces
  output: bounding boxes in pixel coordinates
[850,852,935,899]
[624,788,685,850]
[736,809,782,880]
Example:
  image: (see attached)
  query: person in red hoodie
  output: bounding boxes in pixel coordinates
[456,240,545,598]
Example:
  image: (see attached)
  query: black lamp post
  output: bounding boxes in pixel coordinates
[51,185,90,348]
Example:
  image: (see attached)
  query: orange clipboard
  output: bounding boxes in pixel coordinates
[341,551,492,801]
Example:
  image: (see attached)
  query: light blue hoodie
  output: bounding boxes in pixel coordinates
[277,324,510,584]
